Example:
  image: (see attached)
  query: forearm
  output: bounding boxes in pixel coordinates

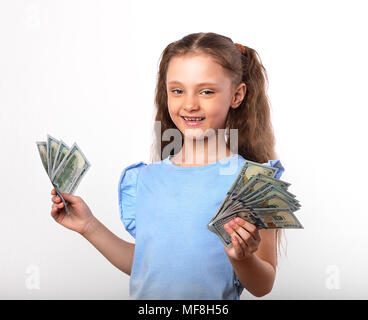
[81,217,135,275]
[229,253,276,297]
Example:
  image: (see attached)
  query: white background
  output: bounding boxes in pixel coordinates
[1,0,367,299]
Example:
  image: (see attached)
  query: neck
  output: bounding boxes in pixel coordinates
[171,132,233,167]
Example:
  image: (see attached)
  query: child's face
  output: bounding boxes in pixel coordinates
[166,52,242,140]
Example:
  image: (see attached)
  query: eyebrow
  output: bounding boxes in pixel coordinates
[167,80,220,87]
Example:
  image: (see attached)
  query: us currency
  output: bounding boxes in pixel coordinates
[210,160,280,223]
[47,135,60,177]
[36,136,90,215]
[252,208,303,229]
[36,142,48,173]
[244,194,299,211]
[208,208,262,246]
[207,158,303,246]
[239,183,299,207]
[53,143,90,194]
[51,140,69,180]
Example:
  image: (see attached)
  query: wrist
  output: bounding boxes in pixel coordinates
[229,251,257,265]
[80,216,100,239]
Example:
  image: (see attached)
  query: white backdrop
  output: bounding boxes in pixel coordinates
[1,0,367,299]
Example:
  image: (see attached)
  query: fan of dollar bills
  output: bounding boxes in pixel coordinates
[207,159,303,246]
[36,134,90,215]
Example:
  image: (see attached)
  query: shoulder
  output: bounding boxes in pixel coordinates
[118,159,165,191]
[118,161,148,188]
[118,161,149,238]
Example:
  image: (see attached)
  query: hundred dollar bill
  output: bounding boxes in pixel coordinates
[253,173,291,189]
[47,135,60,178]
[208,209,262,246]
[227,160,279,199]
[53,143,90,194]
[242,183,300,207]
[210,160,280,223]
[245,194,299,211]
[207,158,303,246]
[237,173,291,197]
[36,141,48,174]
[51,140,70,180]
[219,176,273,215]
[208,206,304,246]
[37,136,90,216]
[252,208,303,229]
[236,176,294,202]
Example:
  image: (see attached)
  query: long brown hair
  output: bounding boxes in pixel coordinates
[149,32,286,263]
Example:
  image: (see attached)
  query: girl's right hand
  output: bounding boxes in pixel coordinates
[50,189,96,236]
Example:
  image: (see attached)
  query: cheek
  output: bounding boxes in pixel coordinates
[205,103,230,125]
[167,97,180,115]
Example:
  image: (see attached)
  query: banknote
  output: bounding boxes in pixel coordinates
[51,140,70,180]
[241,183,299,206]
[252,208,303,229]
[36,135,90,215]
[53,143,90,194]
[207,158,302,246]
[212,160,280,222]
[36,141,48,173]
[47,135,60,177]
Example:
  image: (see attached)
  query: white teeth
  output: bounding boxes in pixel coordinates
[183,117,204,121]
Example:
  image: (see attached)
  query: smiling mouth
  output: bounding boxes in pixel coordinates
[181,116,206,121]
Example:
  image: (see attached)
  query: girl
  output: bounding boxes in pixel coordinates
[50,32,285,300]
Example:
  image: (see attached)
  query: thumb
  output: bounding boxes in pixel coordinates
[60,192,78,203]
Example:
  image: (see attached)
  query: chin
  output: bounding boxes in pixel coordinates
[182,127,216,141]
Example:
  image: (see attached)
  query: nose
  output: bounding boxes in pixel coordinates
[183,96,200,112]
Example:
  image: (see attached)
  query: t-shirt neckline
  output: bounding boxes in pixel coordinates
[163,153,239,171]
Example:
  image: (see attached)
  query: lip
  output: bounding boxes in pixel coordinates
[181,116,205,127]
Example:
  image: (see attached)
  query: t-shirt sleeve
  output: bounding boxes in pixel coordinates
[118,161,147,238]
[262,159,285,179]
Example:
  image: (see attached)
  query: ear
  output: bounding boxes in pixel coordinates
[230,82,247,109]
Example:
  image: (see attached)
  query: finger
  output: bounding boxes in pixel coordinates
[234,218,261,242]
[224,222,237,238]
[231,235,245,258]
[233,232,247,253]
[60,192,78,203]
[51,189,56,195]
[58,202,64,208]
[226,220,255,249]
[228,219,252,240]
[51,204,59,219]
[52,196,61,204]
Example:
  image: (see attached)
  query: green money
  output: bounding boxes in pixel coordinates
[36,141,48,174]
[53,143,90,194]
[252,208,303,229]
[51,140,70,180]
[211,160,280,223]
[47,135,60,178]
[246,194,299,211]
[243,183,299,206]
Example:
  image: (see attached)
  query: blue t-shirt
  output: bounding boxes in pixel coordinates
[118,153,284,300]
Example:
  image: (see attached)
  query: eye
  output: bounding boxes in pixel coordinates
[201,90,214,95]
[171,89,183,94]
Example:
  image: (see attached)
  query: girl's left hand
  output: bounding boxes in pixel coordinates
[223,217,261,261]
